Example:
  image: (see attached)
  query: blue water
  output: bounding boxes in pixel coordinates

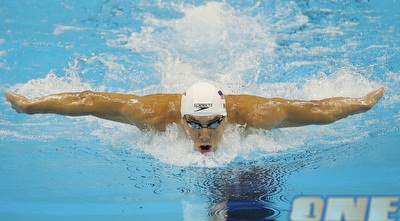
[1,0,399,220]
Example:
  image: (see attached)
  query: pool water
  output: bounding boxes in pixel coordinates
[1,0,399,220]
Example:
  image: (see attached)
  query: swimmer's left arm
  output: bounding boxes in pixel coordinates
[226,87,384,129]
[277,87,384,128]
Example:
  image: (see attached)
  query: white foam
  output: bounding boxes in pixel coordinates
[0,51,7,70]
[107,1,276,93]
[301,68,379,99]
[10,70,92,98]
[270,1,309,32]
[53,24,84,35]
[0,39,7,70]
[90,122,294,167]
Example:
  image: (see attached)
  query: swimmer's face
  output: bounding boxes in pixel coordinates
[180,114,227,154]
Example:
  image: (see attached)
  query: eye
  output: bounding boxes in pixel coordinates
[207,117,224,129]
[208,122,219,129]
[187,121,201,130]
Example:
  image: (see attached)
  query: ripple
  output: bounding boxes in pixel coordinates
[177,187,192,194]
[206,201,228,221]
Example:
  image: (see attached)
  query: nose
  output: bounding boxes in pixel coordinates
[198,128,211,142]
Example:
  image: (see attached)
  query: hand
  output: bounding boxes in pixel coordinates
[362,87,384,109]
[5,92,31,113]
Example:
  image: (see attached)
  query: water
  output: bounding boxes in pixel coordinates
[1,0,399,220]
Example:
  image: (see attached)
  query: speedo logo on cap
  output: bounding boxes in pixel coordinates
[194,103,213,112]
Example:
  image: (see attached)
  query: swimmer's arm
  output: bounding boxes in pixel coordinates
[5,91,137,124]
[5,91,181,130]
[226,87,384,129]
[277,87,384,128]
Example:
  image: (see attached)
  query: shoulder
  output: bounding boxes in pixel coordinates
[225,94,264,125]
[123,93,181,111]
[122,93,182,131]
[140,93,181,102]
[225,94,275,107]
[224,94,287,128]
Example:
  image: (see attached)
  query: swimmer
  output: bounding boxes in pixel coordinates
[5,82,384,154]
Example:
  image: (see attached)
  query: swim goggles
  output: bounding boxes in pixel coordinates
[183,115,225,130]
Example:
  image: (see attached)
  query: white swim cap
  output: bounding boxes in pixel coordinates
[181,82,227,117]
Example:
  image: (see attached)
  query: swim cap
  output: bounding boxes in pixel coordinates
[181,82,227,117]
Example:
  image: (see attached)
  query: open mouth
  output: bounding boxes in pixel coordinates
[198,145,212,153]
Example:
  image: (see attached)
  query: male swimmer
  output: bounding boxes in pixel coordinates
[5,82,384,154]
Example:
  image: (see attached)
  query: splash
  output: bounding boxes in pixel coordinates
[107,1,276,93]
[4,1,389,167]
[10,59,94,98]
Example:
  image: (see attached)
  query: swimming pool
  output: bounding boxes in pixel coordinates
[1,0,399,220]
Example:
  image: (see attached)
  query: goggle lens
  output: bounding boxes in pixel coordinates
[184,116,225,130]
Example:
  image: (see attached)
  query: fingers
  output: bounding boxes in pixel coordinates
[373,87,384,99]
[6,92,25,104]
[6,92,19,102]
[5,92,14,102]
[367,87,384,101]
[363,87,384,109]
[5,92,29,113]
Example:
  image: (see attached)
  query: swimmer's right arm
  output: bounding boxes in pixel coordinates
[5,91,137,123]
[5,91,182,131]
